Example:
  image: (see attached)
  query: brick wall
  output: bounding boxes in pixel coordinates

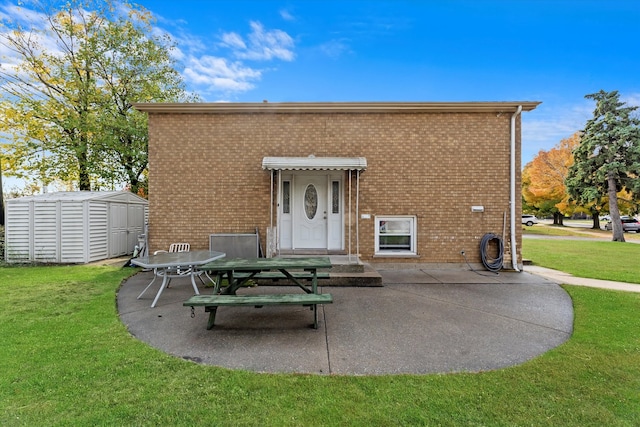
[147,110,522,265]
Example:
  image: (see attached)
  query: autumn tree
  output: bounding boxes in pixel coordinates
[522,132,581,226]
[566,90,640,242]
[0,0,195,192]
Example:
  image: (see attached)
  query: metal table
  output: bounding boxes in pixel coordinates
[131,250,226,307]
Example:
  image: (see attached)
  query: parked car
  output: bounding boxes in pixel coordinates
[604,217,640,232]
[522,215,539,226]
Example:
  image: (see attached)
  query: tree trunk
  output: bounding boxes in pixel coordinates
[77,140,91,191]
[590,207,600,229]
[608,171,625,242]
[553,212,564,225]
[78,161,91,191]
[125,161,140,195]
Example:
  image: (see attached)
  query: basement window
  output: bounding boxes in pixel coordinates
[375,216,417,256]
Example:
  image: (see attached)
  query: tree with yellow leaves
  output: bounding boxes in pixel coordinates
[0,0,195,193]
[522,132,581,226]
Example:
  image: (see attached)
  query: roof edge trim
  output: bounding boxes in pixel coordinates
[134,101,541,114]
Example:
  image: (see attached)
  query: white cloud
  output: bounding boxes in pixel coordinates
[0,3,46,27]
[220,32,246,50]
[622,92,640,108]
[521,93,640,166]
[182,55,261,92]
[521,101,592,164]
[151,24,206,63]
[318,39,351,59]
[524,105,590,143]
[279,9,295,21]
[225,21,294,62]
[522,92,640,160]
[153,15,295,97]
[0,3,80,87]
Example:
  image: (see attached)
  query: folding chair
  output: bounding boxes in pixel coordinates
[168,243,190,253]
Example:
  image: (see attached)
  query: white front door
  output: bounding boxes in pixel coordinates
[293,175,328,249]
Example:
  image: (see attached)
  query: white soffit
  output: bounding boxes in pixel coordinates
[262,156,367,171]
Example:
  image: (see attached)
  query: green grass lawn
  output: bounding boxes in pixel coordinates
[1,263,639,426]
[523,235,640,285]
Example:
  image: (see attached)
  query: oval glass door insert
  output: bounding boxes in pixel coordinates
[304,184,318,219]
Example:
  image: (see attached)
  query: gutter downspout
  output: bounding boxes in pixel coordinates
[510,105,523,272]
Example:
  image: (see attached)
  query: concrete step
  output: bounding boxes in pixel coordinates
[324,263,383,287]
[255,255,383,287]
[319,255,382,286]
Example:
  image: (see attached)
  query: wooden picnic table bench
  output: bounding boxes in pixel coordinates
[186,256,333,330]
[184,293,333,329]
[232,271,330,281]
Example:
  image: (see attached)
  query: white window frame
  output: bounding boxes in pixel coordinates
[374,215,417,256]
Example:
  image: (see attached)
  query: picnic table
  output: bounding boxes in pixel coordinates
[131,250,225,308]
[184,256,333,329]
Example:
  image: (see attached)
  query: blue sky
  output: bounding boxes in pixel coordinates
[2,0,640,191]
[142,0,640,164]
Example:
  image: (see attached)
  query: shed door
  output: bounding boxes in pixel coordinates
[109,203,129,257]
[127,204,144,251]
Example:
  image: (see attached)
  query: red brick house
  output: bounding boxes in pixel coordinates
[134,102,539,269]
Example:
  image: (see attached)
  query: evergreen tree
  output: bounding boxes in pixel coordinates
[566,90,640,242]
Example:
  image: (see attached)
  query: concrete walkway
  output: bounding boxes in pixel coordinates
[118,268,574,375]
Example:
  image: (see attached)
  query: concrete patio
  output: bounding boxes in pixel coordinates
[117,266,573,375]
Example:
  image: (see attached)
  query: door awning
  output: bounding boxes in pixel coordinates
[262,156,367,171]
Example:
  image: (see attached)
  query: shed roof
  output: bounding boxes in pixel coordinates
[6,191,148,204]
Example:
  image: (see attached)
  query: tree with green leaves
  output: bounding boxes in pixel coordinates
[0,0,196,193]
[566,90,640,242]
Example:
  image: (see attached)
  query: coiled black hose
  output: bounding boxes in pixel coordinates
[480,233,504,272]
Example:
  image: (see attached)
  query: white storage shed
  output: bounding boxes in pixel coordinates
[4,191,148,263]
